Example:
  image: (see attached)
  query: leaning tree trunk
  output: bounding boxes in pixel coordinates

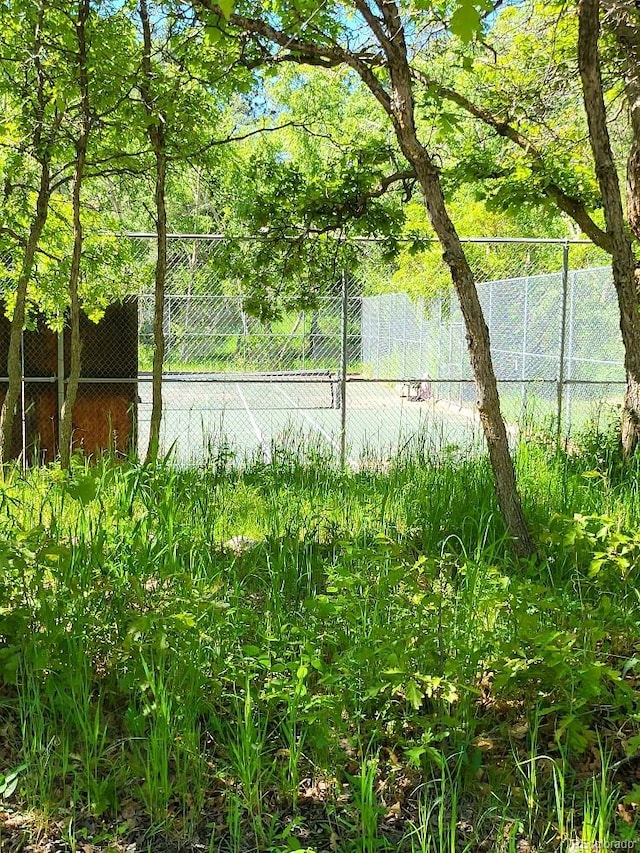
[140,0,167,466]
[0,0,52,468]
[602,1,640,237]
[579,0,640,458]
[0,166,50,466]
[627,89,640,243]
[409,142,534,556]
[379,21,534,557]
[59,0,90,470]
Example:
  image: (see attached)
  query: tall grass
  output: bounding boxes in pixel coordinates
[0,427,639,850]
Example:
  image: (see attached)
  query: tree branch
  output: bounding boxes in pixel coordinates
[353,0,394,57]
[411,67,613,252]
[0,227,27,246]
[193,0,393,113]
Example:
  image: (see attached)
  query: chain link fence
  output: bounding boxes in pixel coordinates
[361,260,622,431]
[0,234,624,464]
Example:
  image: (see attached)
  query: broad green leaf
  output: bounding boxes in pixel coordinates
[65,472,98,504]
[450,2,482,44]
[404,678,424,710]
[0,763,27,799]
[217,0,234,20]
[204,25,221,46]
[626,734,640,757]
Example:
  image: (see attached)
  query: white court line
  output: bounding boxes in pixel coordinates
[275,385,356,464]
[235,383,271,462]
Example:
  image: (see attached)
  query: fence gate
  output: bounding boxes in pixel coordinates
[0,300,138,463]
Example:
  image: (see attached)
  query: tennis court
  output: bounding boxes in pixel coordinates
[136,371,484,465]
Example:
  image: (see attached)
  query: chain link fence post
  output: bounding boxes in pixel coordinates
[458,322,464,406]
[520,275,529,418]
[565,265,577,435]
[165,293,171,368]
[301,308,306,370]
[402,294,407,378]
[375,297,380,377]
[437,295,444,396]
[340,270,348,467]
[557,241,570,441]
[20,330,26,466]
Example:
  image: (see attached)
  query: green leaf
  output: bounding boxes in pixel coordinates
[450,2,482,44]
[217,0,234,20]
[404,678,424,710]
[0,647,20,685]
[65,473,98,504]
[625,734,640,758]
[0,763,27,799]
[405,744,444,769]
[405,745,426,767]
[204,25,222,46]
[171,612,197,629]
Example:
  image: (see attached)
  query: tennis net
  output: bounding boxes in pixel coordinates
[138,370,341,411]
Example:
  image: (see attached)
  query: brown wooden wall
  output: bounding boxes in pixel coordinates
[0,300,138,463]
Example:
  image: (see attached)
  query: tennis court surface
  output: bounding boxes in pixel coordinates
[137,371,484,465]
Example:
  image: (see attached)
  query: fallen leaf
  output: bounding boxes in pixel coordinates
[385,801,401,819]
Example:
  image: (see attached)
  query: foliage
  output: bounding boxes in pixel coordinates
[0,0,639,840]
[414,2,606,220]
[0,436,639,848]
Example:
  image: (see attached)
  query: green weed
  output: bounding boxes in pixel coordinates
[0,431,639,850]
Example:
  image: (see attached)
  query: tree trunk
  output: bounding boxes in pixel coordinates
[578,0,640,458]
[601,2,640,455]
[622,341,640,455]
[626,72,640,243]
[602,1,640,237]
[58,214,83,469]
[59,0,90,469]
[409,143,534,556]
[0,168,51,467]
[145,150,167,465]
[375,11,534,557]
[58,157,85,468]
[140,0,167,466]
[0,0,51,468]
